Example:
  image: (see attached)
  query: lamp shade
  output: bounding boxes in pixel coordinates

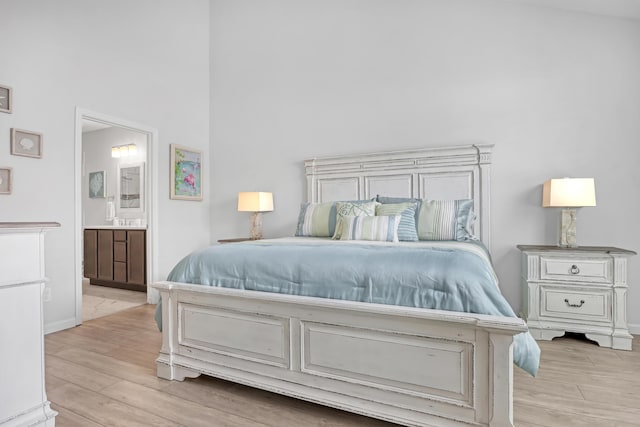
[542,178,596,207]
[237,192,274,212]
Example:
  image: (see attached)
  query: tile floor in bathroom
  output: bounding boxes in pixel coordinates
[82,278,147,321]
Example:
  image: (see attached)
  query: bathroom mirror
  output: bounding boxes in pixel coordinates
[117,162,144,213]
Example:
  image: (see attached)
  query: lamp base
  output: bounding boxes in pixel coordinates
[559,208,577,248]
[249,212,263,240]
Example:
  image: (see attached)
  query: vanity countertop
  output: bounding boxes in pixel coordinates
[84,225,147,230]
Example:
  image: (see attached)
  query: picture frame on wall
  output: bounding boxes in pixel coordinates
[11,128,43,158]
[88,170,106,198]
[117,162,145,213]
[170,144,202,201]
[0,85,12,113]
[0,167,13,194]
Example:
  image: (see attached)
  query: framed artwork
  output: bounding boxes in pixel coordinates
[170,144,202,201]
[0,85,12,113]
[11,128,43,158]
[0,167,12,194]
[88,170,106,198]
[117,162,144,212]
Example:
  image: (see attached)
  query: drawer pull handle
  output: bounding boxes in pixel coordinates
[570,265,580,275]
[564,298,585,308]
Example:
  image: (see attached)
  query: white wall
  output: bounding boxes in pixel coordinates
[209,0,640,326]
[0,0,210,332]
[82,127,148,226]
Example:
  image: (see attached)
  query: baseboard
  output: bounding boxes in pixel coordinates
[44,317,77,335]
[628,323,640,335]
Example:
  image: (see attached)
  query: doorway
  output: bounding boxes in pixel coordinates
[74,108,159,325]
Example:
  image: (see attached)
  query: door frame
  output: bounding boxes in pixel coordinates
[74,107,159,325]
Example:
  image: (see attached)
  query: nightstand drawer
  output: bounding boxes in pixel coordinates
[540,257,612,284]
[540,286,611,322]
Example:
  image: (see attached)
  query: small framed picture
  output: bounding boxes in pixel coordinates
[0,84,12,113]
[170,144,202,201]
[11,128,43,158]
[0,167,13,194]
[88,170,106,198]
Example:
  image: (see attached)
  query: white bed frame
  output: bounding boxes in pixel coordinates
[152,144,528,427]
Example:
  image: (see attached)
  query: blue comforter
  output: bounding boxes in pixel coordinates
[157,237,540,375]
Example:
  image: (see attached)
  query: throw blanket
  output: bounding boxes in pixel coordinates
[157,237,540,375]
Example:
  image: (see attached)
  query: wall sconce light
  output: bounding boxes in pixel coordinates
[237,192,274,240]
[111,144,138,158]
[542,177,596,248]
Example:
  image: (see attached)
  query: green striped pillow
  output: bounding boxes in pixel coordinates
[295,201,337,237]
[375,202,418,241]
[339,215,401,242]
[416,199,475,241]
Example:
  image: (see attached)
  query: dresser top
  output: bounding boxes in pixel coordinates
[517,245,636,256]
[0,222,60,229]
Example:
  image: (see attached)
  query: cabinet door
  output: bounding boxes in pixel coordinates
[97,230,114,281]
[114,261,127,283]
[127,230,146,286]
[83,229,98,279]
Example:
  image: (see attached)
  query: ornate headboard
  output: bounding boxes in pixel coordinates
[305,144,493,249]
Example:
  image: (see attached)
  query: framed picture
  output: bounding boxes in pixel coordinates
[11,128,43,158]
[0,85,12,113]
[117,162,144,212]
[88,170,106,198]
[170,144,202,201]
[0,167,12,194]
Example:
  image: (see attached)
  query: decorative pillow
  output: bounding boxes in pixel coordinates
[376,195,418,204]
[295,201,337,237]
[295,199,376,237]
[375,202,418,242]
[332,201,379,239]
[377,195,421,223]
[416,199,475,241]
[339,215,401,242]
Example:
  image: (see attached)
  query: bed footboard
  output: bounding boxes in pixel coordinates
[152,281,526,427]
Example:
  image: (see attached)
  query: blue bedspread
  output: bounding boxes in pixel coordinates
[157,237,540,375]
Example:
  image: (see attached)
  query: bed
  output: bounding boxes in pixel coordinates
[151,144,539,427]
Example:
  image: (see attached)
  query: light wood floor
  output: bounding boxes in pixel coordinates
[82,279,147,321]
[45,305,640,427]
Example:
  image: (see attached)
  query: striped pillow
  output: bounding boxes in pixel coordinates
[332,201,379,239]
[375,202,418,241]
[339,215,401,242]
[295,201,337,237]
[416,199,475,241]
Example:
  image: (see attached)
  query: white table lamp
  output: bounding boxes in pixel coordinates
[542,178,596,248]
[238,191,274,240]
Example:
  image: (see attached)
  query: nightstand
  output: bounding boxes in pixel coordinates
[518,245,636,350]
[217,237,254,244]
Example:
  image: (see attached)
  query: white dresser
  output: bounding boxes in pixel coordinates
[518,245,636,350]
[0,222,59,426]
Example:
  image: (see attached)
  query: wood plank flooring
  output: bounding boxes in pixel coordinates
[45,305,640,426]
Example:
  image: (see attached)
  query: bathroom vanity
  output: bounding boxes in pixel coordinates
[83,226,146,291]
